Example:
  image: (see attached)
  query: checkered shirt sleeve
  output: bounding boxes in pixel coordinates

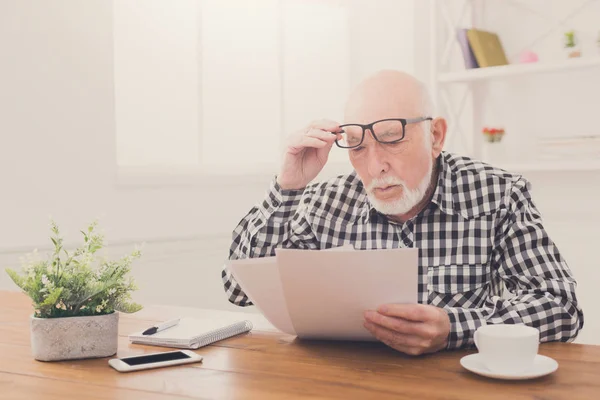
[444,177,583,349]
[222,178,317,306]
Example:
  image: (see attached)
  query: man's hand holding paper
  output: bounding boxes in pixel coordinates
[364,304,451,356]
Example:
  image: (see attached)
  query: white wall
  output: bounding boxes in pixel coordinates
[114,0,201,168]
[114,0,415,176]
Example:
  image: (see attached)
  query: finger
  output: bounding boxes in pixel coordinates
[363,321,429,356]
[309,119,343,133]
[364,321,422,347]
[376,304,437,322]
[296,136,329,149]
[364,311,435,338]
[304,128,340,143]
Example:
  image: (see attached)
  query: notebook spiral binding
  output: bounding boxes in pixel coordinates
[191,320,254,349]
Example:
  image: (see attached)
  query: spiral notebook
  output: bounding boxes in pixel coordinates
[128,317,253,349]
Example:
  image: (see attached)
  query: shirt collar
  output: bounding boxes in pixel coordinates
[429,152,459,217]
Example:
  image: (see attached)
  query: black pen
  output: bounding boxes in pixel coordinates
[142,318,180,335]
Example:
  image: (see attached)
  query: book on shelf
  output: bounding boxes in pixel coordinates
[457,28,479,69]
[465,29,509,68]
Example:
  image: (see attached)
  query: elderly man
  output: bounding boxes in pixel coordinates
[221,70,583,355]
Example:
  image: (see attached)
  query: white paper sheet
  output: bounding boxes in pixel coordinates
[226,257,296,335]
[275,247,419,340]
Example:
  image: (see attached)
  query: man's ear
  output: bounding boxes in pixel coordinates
[430,117,447,158]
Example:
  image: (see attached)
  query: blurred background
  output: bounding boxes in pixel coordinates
[1,0,599,344]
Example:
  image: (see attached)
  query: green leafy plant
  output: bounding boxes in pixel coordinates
[6,220,143,318]
[564,30,576,48]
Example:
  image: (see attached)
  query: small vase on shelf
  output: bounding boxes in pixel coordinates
[567,47,582,58]
[481,127,506,165]
[482,127,505,144]
[564,30,581,58]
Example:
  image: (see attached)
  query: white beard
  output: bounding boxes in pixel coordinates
[366,159,434,216]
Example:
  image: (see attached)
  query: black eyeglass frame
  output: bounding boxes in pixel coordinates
[334,117,433,149]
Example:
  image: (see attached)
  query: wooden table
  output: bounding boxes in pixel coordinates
[1,291,599,399]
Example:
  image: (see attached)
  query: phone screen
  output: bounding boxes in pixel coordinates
[121,351,191,366]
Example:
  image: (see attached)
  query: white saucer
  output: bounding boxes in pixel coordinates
[460,354,558,380]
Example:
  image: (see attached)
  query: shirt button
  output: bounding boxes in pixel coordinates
[272,199,280,207]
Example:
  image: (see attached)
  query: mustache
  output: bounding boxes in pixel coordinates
[367,176,406,192]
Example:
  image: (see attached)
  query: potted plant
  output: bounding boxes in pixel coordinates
[564,30,581,58]
[481,127,506,164]
[482,127,505,143]
[5,220,143,361]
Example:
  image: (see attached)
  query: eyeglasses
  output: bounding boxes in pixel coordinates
[334,117,433,149]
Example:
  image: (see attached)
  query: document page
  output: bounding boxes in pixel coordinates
[275,248,418,340]
[226,257,296,335]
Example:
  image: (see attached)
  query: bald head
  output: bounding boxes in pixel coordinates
[344,70,434,124]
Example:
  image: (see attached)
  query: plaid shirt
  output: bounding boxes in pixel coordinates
[222,151,584,349]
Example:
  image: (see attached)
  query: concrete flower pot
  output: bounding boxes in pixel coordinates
[30,312,119,361]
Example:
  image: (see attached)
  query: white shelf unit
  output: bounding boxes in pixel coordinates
[497,160,600,173]
[439,56,600,84]
[429,0,600,173]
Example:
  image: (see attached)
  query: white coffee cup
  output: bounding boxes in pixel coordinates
[473,324,540,374]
